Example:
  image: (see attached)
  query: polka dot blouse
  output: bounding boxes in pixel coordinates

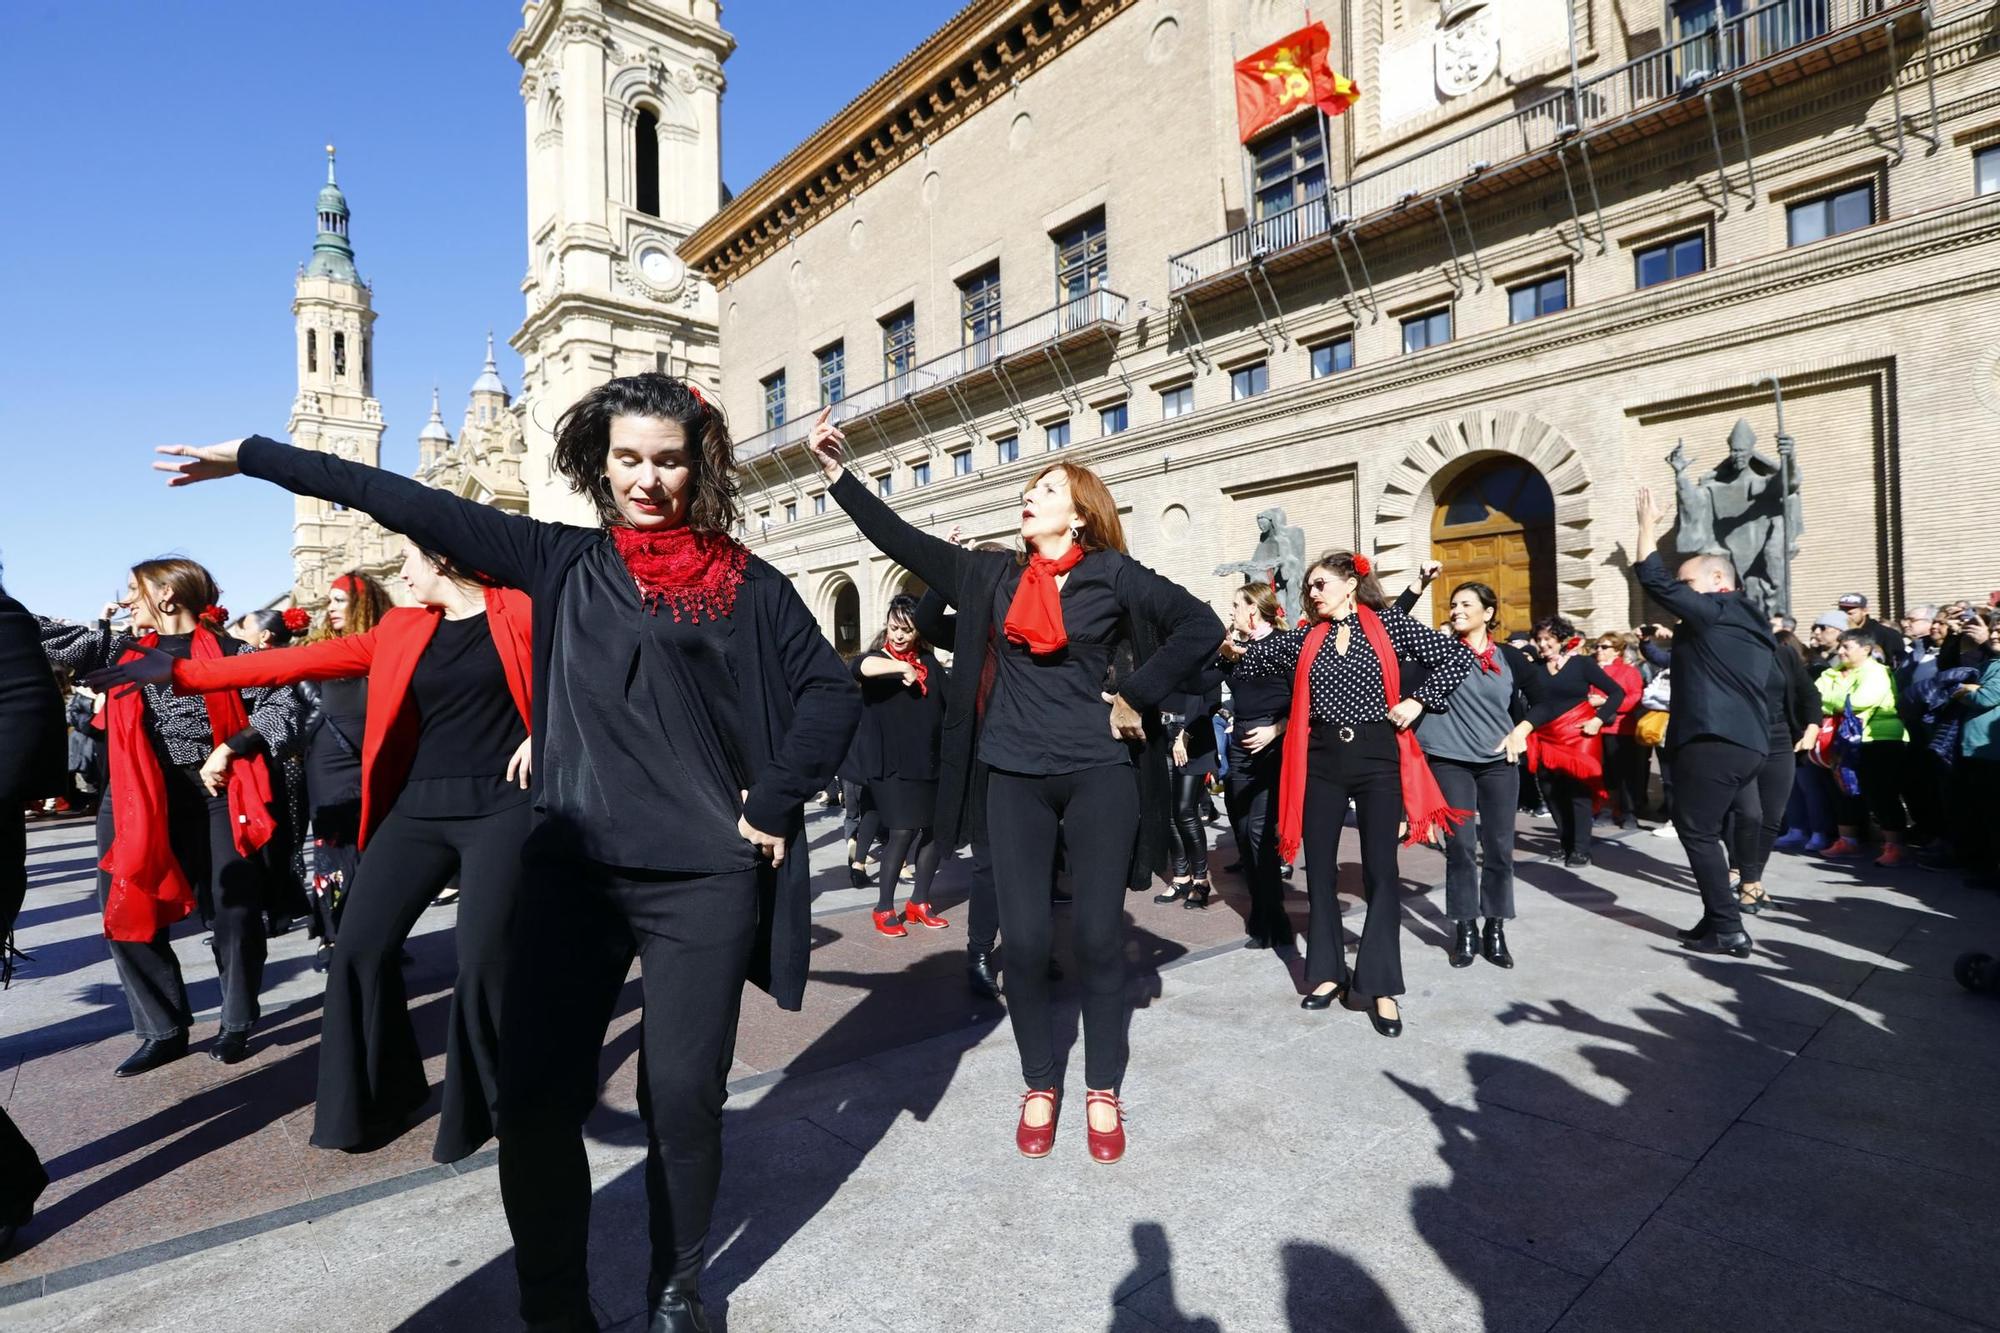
[1234,607,1474,724]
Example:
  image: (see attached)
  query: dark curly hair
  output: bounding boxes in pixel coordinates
[551,373,740,534]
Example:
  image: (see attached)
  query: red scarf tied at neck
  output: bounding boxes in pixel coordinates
[100,628,277,943]
[1472,641,1502,675]
[1275,607,1470,863]
[612,526,750,621]
[1002,544,1087,655]
[884,641,929,695]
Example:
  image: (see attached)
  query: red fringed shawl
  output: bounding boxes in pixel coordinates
[612,526,750,621]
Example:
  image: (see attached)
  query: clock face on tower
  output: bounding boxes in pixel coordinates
[634,242,685,294]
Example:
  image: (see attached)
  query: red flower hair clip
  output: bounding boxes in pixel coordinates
[282,607,312,633]
[199,604,229,626]
[687,382,710,410]
[1351,554,1372,578]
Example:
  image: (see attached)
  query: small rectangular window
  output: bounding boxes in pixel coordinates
[995,434,1020,465]
[783,500,797,523]
[1635,233,1707,289]
[959,264,1002,366]
[1161,384,1194,419]
[1787,182,1874,247]
[1053,211,1108,310]
[875,472,893,498]
[1977,145,2000,197]
[881,306,917,383]
[812,492,828,515]
[951,449,973,477]
[761,371,787,432]
[1100,402,1129,436]
[1310,337,1353,378]
[1401,308,1452,353]
[1044,419,1071,451]
[1507,274,1569,324]
[1229,362,1270,400]
[913,461,932,487]
[816,342,845,407]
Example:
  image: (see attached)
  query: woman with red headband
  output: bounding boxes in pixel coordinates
[147,372,859,1333]
[38,557,301,1074]
[1525,616,1627,869]
[849,594,950,936]
[1223,550,1474,1037]
[94,541,535,1164]
[808,410,1223,1165]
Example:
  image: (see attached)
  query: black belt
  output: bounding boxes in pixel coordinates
[1311,717,1391,744]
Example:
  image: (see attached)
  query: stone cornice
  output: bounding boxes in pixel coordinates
[511,289,711,348]
[511,0,732,66]
[680,0,1141,286]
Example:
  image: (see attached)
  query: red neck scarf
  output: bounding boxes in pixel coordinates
[1276,607,1471,863]
[1469,638,1502,675]
[99,628,277,943]
[611,526,750,621]
[885,641,929,695]
[1002,544,1087,655]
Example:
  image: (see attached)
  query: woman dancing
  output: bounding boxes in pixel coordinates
[849,595,949,937]
[93,541,536,1163]
[1218,582,1293,949]
[39,558,300,1072]
[1525,617,1627,868]
[807,409,1222,1164]
[1226,551,1473,1036]
[150,372,860,1333]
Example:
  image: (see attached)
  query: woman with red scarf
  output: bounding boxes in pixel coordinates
[808,410,1222,1166]
[849,594,948,936]
[1224,551,1474,1037]
[93,540,536,1165]
[151,373,858,1333]
[38,558,301,1074]
[1525,617,1627,868]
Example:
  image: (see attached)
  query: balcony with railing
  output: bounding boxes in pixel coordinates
[1168,0,1931,295]
[735,287,1130,461]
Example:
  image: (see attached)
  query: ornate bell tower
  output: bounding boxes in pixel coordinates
[510,0,730,523]
[287,146,392,606]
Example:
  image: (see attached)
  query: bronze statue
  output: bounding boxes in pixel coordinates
[1215,507,1307,623]
[1668,419,1802,616]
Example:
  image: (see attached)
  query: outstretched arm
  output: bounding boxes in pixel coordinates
[805,410,972,603]
[156,437,590,595]
[1114,558,1226,711]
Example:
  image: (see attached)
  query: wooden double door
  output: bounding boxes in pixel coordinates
[1426,459,1556,636]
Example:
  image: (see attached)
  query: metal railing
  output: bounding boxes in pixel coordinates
[736,287,1128,458]
[1168,0,1912,291]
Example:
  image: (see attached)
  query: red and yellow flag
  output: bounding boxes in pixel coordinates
[1233,23,1360,144]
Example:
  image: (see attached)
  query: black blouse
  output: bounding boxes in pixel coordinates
[302,675,367,812]
[400,613,531,818]
[849,648,945,782]
[1524,656,1627,729]
[980,553,1131,776]
[1235,607,1473,724]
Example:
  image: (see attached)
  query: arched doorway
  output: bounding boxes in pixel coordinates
[1429,457,1556,634]
[832,580,861,656]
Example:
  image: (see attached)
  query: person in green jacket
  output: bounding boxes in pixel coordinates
[1817,630,1910,865]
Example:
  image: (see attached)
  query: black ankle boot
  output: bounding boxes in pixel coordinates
[1449,921,1479,968]
[967,949,1000,1000]
[1481,919,1514,969]
[648,1286,711,1333]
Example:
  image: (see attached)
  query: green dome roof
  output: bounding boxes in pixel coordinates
[305,145,359,283]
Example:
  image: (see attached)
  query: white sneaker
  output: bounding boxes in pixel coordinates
[1652,823,1679,839]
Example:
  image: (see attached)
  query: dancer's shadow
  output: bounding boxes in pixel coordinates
[1107,1222,1221,1332]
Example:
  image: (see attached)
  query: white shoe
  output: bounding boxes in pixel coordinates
[1652,823,1679,839]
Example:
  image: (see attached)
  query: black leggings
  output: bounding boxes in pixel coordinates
[1837,740,1908,834]
[1601,734,1650,822]
[1544,771,1597,857]
[312,799,530,1163]
[1166,767,1209,881]
[1224,741,1288,946]
[500,860,758,1322]
[986,764,1139,1089]
[1728,749,1795,884]
[876,826,942,913]
[1301,723,1405,997]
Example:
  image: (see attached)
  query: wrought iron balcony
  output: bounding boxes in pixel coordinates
[1168,0,1930,295]
[736,287,1129,460]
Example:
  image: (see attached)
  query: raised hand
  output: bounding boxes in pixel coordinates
[1417,560,1443,584]
[155,441,246,487]
[805,407,846,482]
[1635,485,1663,529]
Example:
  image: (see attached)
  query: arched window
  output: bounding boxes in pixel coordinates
[307,329,317,374]
[832,581,860,655]
[333,332,347,380]
[634,108,660,217]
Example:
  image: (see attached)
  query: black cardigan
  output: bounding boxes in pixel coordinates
[239,436,860,1011]
[1,595,65,803]
[828,470,1224,884]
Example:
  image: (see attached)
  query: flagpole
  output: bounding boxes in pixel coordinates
[1231,31,1255,233]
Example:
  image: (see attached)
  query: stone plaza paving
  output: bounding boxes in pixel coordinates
[2,802,1998,1332]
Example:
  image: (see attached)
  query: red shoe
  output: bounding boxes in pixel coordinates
[1016,1087,1059,1158]
[1085,1090,1126,1164]
[904,902,950,930]
[1823,837,1865,860]
[872,909,908,938]
[1875,843,1908,868]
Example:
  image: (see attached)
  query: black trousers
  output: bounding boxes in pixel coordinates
[308,798,362,944]
[0,813,48,1229]
[1838,740,1908,834]
[1432,756,1519,922]
[1544,771,1597,858]
[965,839,998,954]
[1954,758,2000,877]
[1601,734,1649,822]
[94,766,267,1039]
[312,800,529,1163]
[986,764,1138,1089]
[499,860,758,1321]
[1903,745,1949,841]
[1301,722,1405,996]
[1166,767,1210,881]
[1224,740,1289,946]
[1729,749,1795,885]
[841,779,879,863]
[1670,739,1764,935]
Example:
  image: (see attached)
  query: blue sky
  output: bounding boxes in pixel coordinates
[0,0,965,619]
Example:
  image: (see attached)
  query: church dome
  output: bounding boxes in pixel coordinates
[471,332,509,397]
